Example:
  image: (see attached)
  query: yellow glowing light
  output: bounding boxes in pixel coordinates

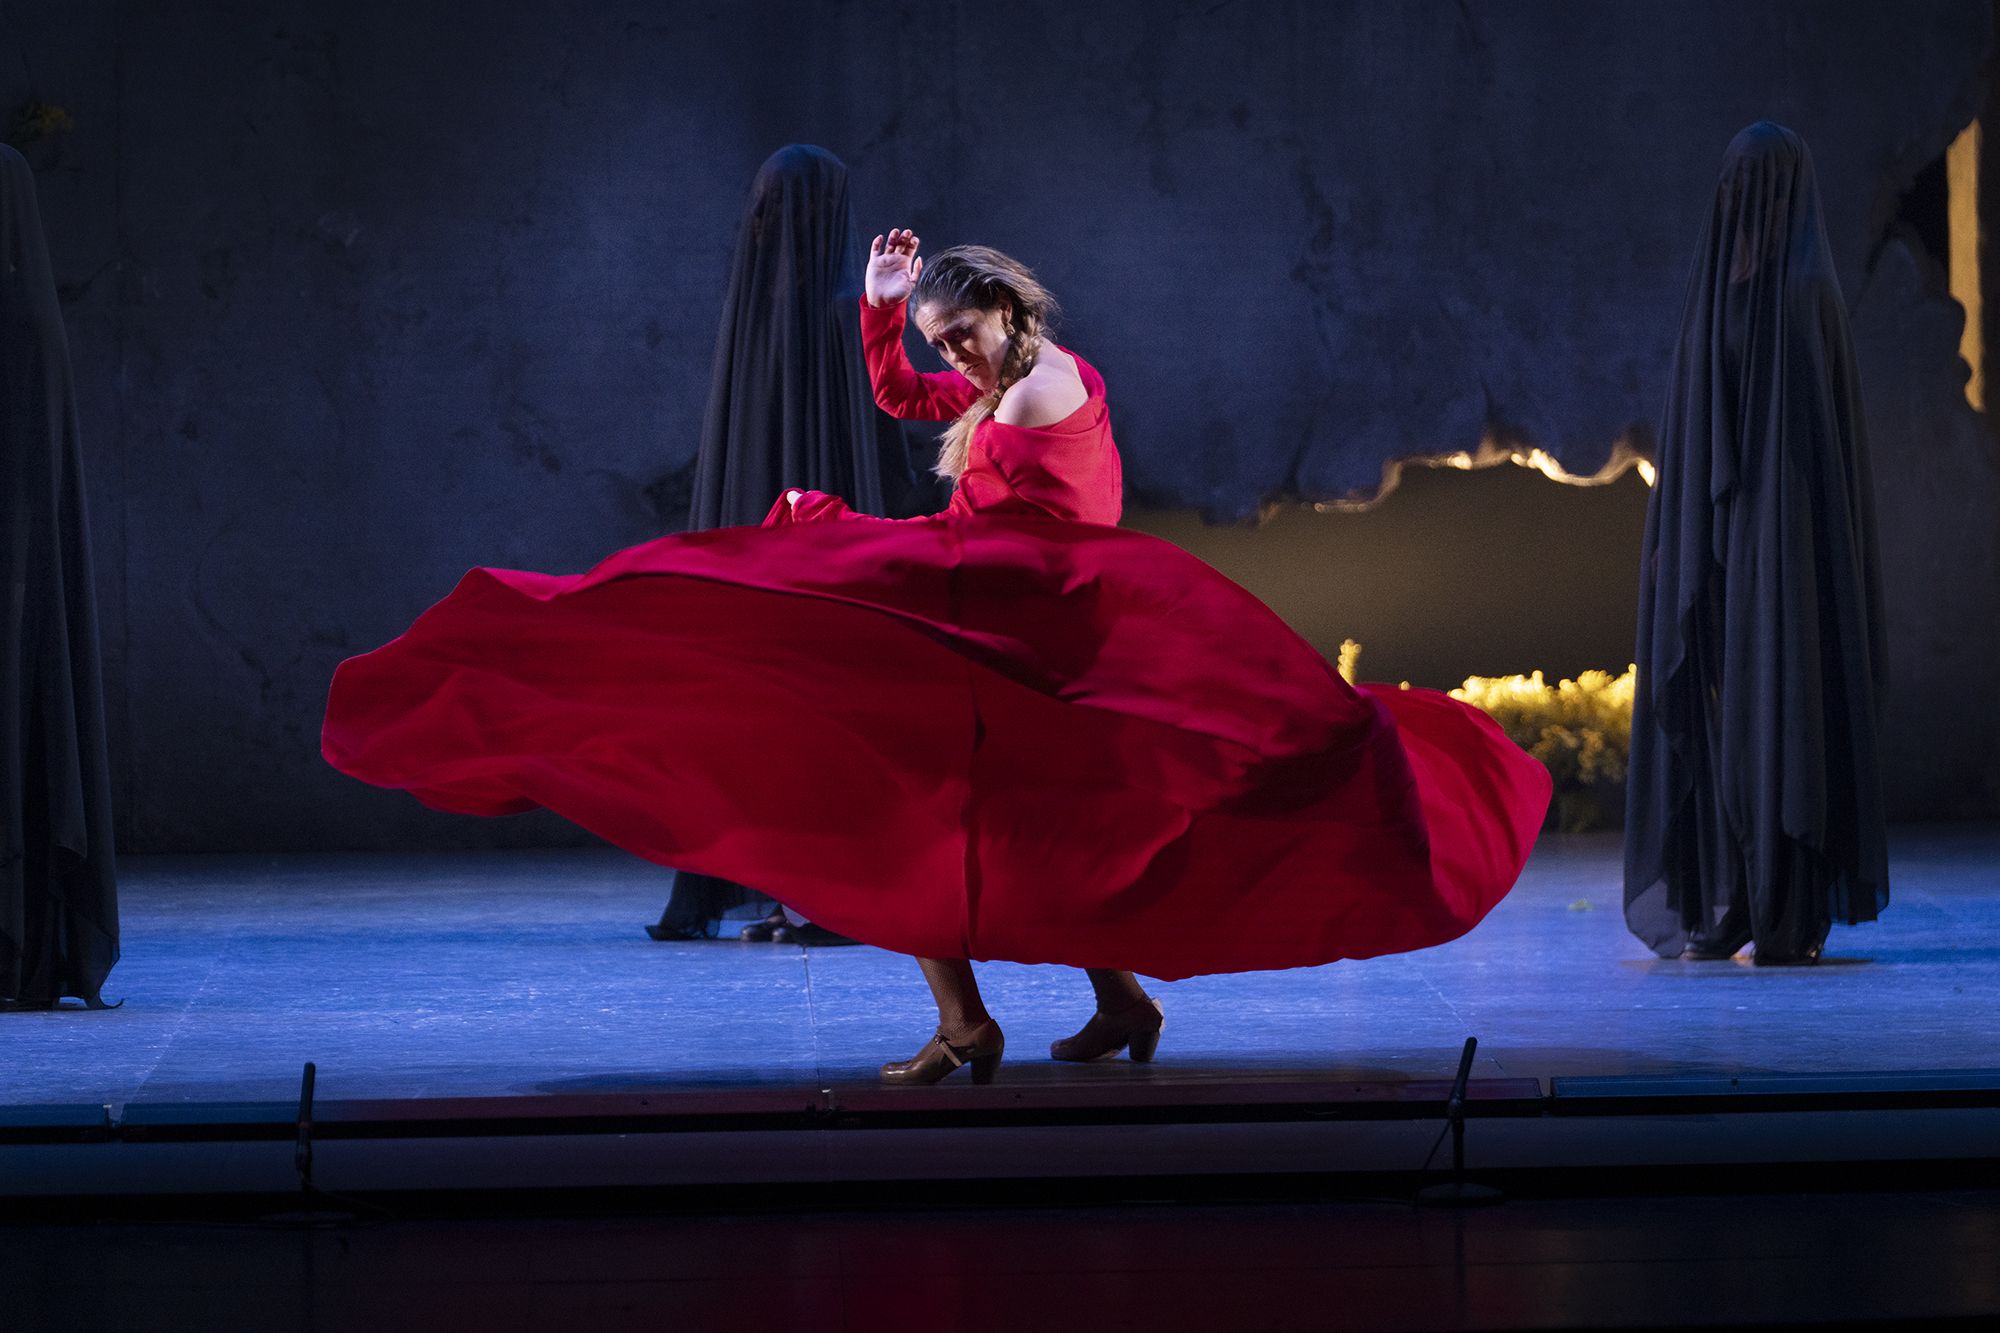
[1306,435,1654,514]
[1510,447,1588,484]
[1948,119,1983,412]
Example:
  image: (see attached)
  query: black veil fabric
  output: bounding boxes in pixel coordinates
[688,142,919,528]
[664,144,920,931]
[2,144,118,1006]
[1624,123,1889,960]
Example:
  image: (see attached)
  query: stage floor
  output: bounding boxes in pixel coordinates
[6,826,1998,1109]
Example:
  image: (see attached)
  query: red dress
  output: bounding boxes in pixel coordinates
[322,300,1550,980]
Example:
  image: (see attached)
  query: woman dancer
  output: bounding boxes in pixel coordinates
[786,234,1159,1079]
[1624,123,1889,964]
[324,234,1551,1085]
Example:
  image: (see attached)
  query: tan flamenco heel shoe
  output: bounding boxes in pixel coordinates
[1050,995,1164,1063]
[879,1020,1005,1086]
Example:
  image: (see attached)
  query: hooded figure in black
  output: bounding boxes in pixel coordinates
[2,144,118,1007]
[649,144,920,942]
[1624,123,1889,965]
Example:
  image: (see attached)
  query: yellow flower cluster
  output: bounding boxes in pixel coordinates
[7,100,75,146]
[1451,664,1636,830]
[1334,641,1637,831]
[27,103,75,137]
[1449,665,1635,789]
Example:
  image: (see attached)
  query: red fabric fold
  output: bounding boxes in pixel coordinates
[323,513,1549,979]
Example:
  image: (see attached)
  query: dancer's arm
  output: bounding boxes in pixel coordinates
[861,229,981,422]
[861,300,980,421]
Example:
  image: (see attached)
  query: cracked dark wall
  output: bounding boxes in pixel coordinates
[4,0,1996,852]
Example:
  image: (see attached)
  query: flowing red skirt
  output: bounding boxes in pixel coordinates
[322,513,1550,981]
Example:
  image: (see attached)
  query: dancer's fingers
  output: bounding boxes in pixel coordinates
[870,234,883,258]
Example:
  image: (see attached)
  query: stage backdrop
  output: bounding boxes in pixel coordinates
[5,0,1996,852]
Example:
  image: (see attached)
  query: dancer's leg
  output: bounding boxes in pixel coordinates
[1084,967,1149,1013]
[1052,968,1163,1062]
[916,956,993,1040]
[881,957,1004,1085]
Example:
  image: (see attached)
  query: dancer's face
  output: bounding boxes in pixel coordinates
[914,299,1013,393]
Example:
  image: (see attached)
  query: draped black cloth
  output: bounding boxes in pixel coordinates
[2,144,118,1006]
[662,144,920,932]
[689,142,922,528]
[1624,123,1889,962]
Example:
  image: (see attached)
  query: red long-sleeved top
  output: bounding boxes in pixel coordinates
[766,299,1123,527]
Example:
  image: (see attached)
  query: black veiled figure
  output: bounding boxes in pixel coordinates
[652,144,920,941]
[1624,123,1889,965]
[2,144,119,1007]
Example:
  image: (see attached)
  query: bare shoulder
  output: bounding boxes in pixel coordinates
[994,347,1088,428]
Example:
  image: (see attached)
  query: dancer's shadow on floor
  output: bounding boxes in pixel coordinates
[1621,955,1872,974]
[530,1059,1437,1097]
[532,1068,823,1095]
[829,1058,1432,1088]
[1838,947,2000,965]
[529,1047,1819,1098]
[1473,1047,1793,1080]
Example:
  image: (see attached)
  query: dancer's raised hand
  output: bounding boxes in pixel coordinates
[865,228,923,307]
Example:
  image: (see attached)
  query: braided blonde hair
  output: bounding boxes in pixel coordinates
[911,246,1061,482]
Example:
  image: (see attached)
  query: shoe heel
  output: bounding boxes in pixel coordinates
[1127,1028,1161,1063]
[969,1052,1002,1085]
